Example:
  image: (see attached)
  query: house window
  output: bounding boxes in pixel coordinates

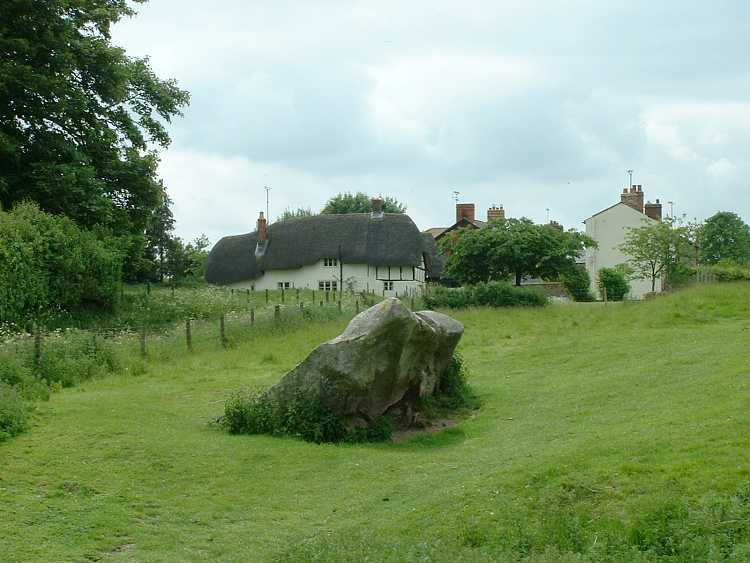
[383,281,394,291]
[323,257,338,267]
[277,281,291,289]
[318,281,338,291]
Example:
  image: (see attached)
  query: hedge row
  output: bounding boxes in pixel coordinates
[424,281,547,309]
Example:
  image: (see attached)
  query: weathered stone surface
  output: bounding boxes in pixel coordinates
[263,298,463,425]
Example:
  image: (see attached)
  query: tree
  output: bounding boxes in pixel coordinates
[619,217,692,293]
[0,0,189,239]
[321,192,406,214]
[145,187,176,282]
[444,218,595,286]
[277,207,314,222]
[166,235,210,282]
[698,212,750,265]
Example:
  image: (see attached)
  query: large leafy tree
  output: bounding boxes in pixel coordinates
[321,192,406,214]
[444,218,595,286]
[0,0,189,237]
[698,211,750,265]
[619,217,693,292]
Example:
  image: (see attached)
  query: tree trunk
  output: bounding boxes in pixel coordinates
[515,272,522,286]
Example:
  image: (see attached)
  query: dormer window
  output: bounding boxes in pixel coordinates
[323,257,338,267]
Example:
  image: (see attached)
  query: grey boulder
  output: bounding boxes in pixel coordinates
[263,298,463,425]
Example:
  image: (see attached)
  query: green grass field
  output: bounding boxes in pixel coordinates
[2,284,750,561]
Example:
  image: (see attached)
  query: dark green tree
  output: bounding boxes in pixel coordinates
[321,192,406,214]
[444,218,595,286]
[0,0,189,239]
[166,234,210,281]
[698,212,750,265]
[145,187,175,281]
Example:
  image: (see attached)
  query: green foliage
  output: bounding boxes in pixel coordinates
[0,0,189,240]
[277,207,315,222]
[0,382,28,441]
[431,352,478,412]
[444,218,595,286]
[698,211,750,265]
[2,284,750,559]
[321,192,406,214]
[223,390,391,444]
[620,217,694,292]
[561,265,594,301]
[710,261,750,282]
[0,202,123,324]
[424,281,547,309]
[597,266,630,301]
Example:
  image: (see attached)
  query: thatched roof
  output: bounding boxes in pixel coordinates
[205,213,439,284]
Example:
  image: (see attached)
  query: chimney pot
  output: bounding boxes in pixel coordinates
[487,205,505,222]
[370,197,384,218]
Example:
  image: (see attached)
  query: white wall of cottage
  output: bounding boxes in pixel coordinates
[227,259,426,296]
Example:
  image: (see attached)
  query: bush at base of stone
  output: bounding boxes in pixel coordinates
[223,390,392,444]
[424,282,547,309]
[0,383,28,442]
[422,352,478,415]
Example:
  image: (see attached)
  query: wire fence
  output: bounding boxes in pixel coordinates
[0,288,429,384]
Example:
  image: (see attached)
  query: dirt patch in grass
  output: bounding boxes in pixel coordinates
[391,418,456,443]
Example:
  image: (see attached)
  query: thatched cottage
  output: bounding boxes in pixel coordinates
[205,198,442,295]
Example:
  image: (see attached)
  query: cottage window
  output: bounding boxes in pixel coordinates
[383,281,394,291]
[323,257,338,267]
[318,281,338,291]
[277,281,291,289]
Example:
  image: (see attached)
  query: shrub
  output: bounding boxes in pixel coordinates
[0,383,28,442]
[0,356,50,402]
[561,266,594,301]
[0,202,123,325]
[597,267,630,301]
[711,261,750,282]
[223,389,391,444]
[425,281,547,309]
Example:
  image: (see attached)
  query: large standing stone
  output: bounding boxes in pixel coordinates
[263,298,463,426]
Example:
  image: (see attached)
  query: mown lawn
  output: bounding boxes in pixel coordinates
[2,284,750,561]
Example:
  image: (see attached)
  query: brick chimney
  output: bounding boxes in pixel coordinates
[621,185,644,213]
[644,198,662,221]
[456,203,475,223]
[487,205,505,222]
[257,211,267,242]
[370,197,384,219]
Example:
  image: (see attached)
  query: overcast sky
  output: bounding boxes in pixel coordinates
[114,1,750,243]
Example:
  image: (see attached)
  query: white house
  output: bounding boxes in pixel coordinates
[204,198,442,296]
[584,185,664,299]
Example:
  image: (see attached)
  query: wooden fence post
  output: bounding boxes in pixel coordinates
[355,301,360,314]
[299,302,304,311]
[325,290,330,303]
[140,326,147,357]
[410,296,415,310]
[186,319,192,352]
[220,314,227,348]
[250,308,255,325]
[146,282,151,296]
[603,287,608,306]
[171,284,175,298]
[281,288,285,303]
[312,289,315,304]
[320,300,323,307]
[265,289,269,304]
[34,325,42,370]
[338,300,342,313]
[246,288,250,301]
[296,288,300,302]
[274,304,281,321]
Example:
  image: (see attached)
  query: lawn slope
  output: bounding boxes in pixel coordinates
[1,284,749,561]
